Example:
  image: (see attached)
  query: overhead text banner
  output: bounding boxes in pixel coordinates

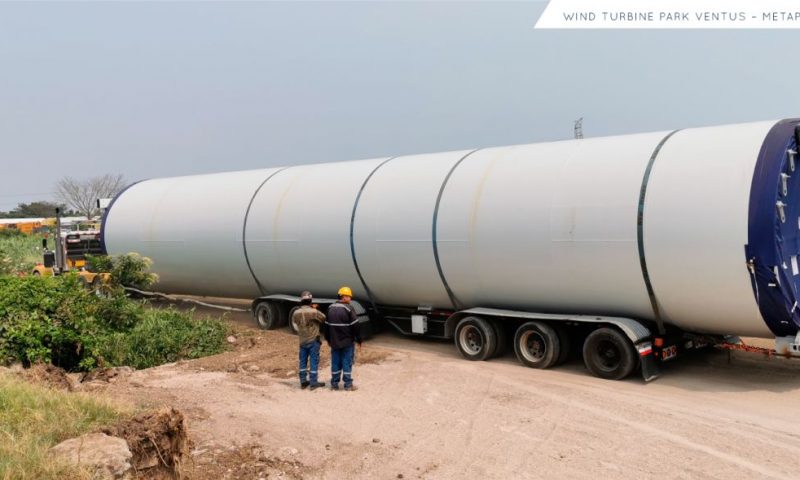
[535,0,800,29]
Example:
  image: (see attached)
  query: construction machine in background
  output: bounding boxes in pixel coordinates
[32,208,109,287]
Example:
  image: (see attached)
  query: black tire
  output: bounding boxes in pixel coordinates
[288,306,300,334]
[582,327,638,380]
[253,301,281,330]
[513,321,560,369]
[490,320,509,358]
[454,316,497,361]
[552,323,572,366]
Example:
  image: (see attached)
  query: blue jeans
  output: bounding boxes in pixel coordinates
[331,344,355,388]
[299,340,321,385]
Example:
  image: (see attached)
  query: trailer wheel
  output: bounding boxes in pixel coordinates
[288,306,300,335]
[582,327,637,380]
[514,321,560,369]
[552,323,571,366]
[254,301,281,330]
[454,316,496,361]
[490,320,509,358]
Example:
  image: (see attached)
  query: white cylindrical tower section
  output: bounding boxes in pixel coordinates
[644,121,776,337]
[102,169,276,298]
[244,158,387,299]
[353,150,474,308]
[435,132,669,318]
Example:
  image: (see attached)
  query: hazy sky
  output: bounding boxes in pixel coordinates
[1,1,799,210]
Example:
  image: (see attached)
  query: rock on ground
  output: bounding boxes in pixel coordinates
[49,433,132,479]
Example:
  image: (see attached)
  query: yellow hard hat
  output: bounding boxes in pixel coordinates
[337,286,353,297]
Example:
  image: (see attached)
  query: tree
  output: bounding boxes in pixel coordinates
[3,201,68,218]
[55,174,126,220]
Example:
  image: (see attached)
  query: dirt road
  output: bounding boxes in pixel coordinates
[102,302,800,479]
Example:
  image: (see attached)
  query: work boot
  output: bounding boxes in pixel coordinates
[331,384,340,391]
[309,382,326,391]
[301,381,310,389]
[344,385,358,391]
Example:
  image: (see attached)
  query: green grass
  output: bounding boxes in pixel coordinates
[0,375,126,480]
[0,233,44,276]
[95,308,229,369]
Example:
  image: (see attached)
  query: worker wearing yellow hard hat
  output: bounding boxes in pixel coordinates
[325,285,361,391]
[337,286,353,297]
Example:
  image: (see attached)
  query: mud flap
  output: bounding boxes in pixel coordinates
[637,341,661,382]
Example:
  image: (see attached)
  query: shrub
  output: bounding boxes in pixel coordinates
[0,274,227,371]
[87,252,158,290]
[0,275,99,369]
[84,253,112,273]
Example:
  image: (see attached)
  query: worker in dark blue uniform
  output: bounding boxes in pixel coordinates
[325,286,361,391]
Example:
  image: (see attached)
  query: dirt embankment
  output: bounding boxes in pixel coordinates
[189,326,389,379]
[13,362,75,390]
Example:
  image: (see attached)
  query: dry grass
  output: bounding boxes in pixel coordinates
[0,374,128,480]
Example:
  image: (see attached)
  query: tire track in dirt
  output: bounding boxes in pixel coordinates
[496,364,800,463]
[488,370,789,479]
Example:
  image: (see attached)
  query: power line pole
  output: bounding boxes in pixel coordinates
[574,117,584,139]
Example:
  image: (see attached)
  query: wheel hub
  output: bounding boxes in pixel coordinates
[520,331,546,362]
[257,309,269,327]
[596,340,621,370]
[459,325,484,355]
